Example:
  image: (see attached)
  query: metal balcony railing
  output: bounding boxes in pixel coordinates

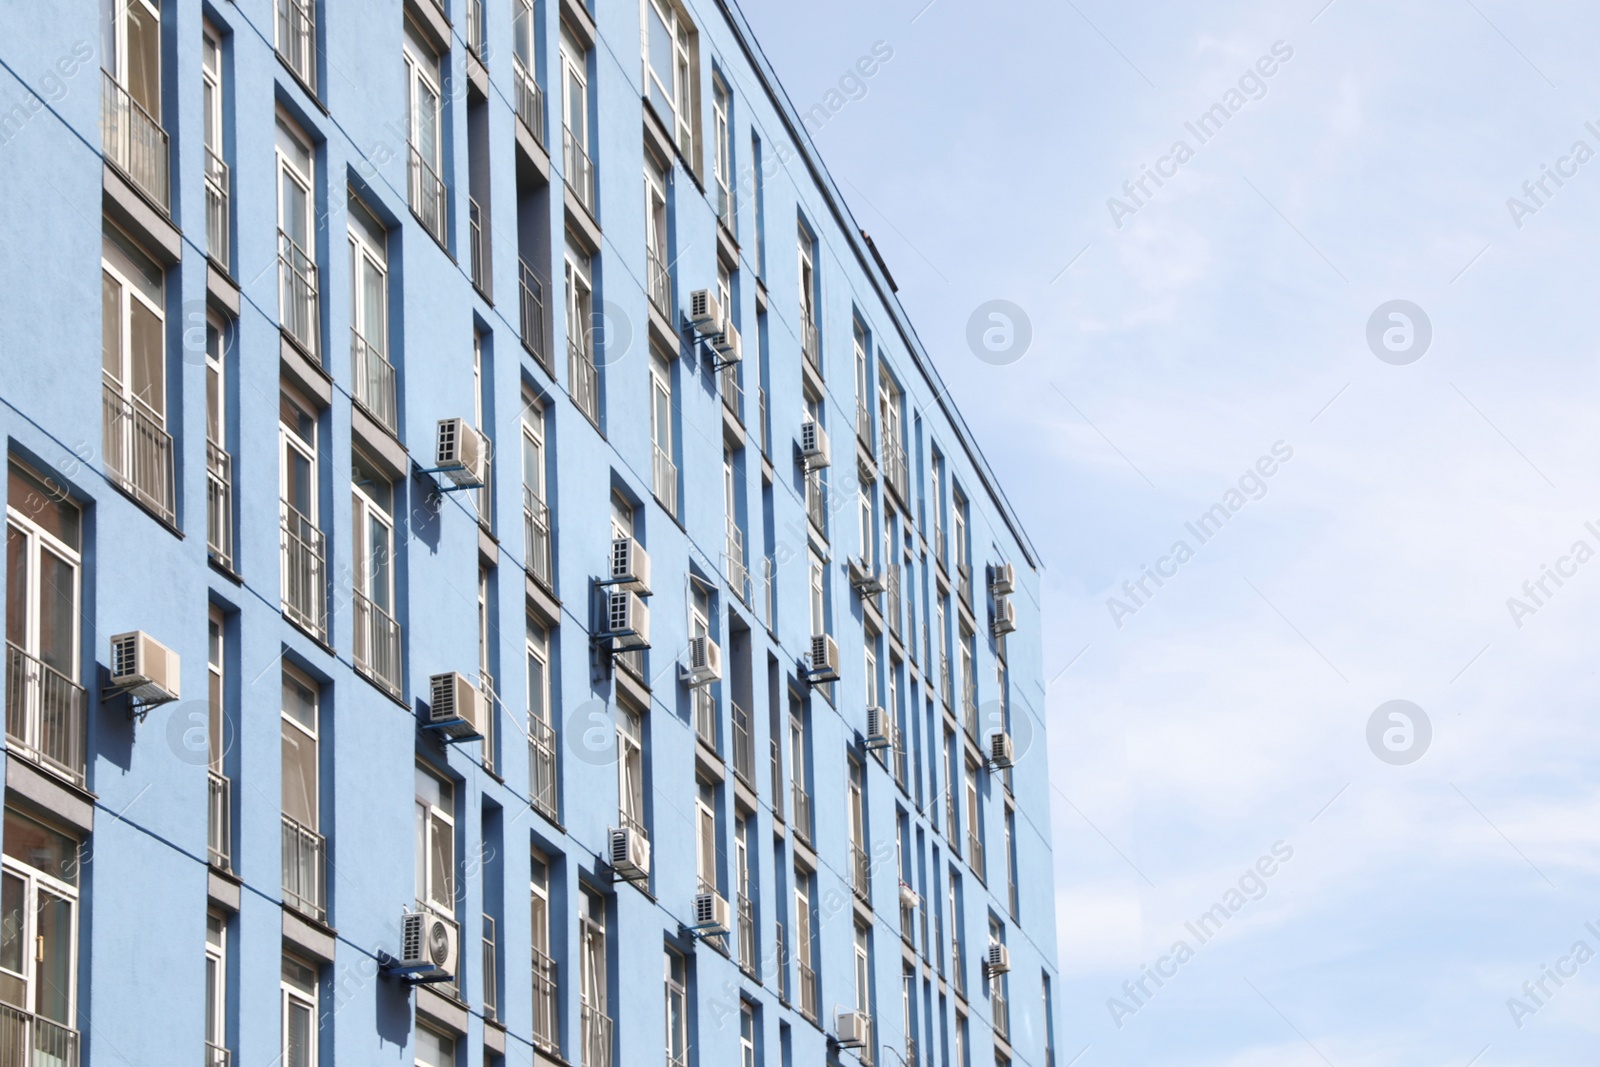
[805,471,825,535]
[482,915,498,1022]
[208,770,231,870]
[5,642,86,787]
[580,998,612,1067]
[352,590,402,699]
[720,364,743,423]
[883,435,909,503]
[568,336,599,425]
[350,329,397,434]
[531,947,558,1052]
[731,702,755,786]
[280,503,326,640]
[206,441,233,570]
[791,781,812,845]
[851,843,870,903]
[653,444,676,517]
[563,126,595,216]
[646,246,671,316]
[465,0,485,59]
[693,688,715,751]
[725,519,748,602]
[523,487,553,591]
[962,682,979,740]
[276,0,317,90]
[0,1004,78,1067]
[957,562,973,610]
[939,654,952,709]
[469,197,491,298]
[519,259,547,368]
[529,714,558,821]
[769,738,783,821]
[278,228,319,361]
[774,919,789,1002]
[951,938,964,998]
[800,317,819,372]
[102,381,174,524]
[281,814,326,923]
[513,58,545,145]
[408,144,448,246]
[204,146,229,268]
[101,70,169,211]
[206,1040,231,1067]
[737,893,756,976]
[934,523,947,572]
[797,961,818,1021]
[856,398,871,444]
[968,830,984,880]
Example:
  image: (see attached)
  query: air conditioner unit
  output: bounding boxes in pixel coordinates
[899,881,919,910]
[610,536,652,595]
[435,418,487,488]
[848,556,885,596]
[681,635,722,687]
[989,562,1016,596]
[687,289,724,335]
[610,825,651,878]
[399,910,460,979]
[989,730,1015,769]
[865,705,892,749]
[800,419,831,469]
[835,1010,870,1048]
[693,890,731,934]
[428,672,487,739]
[991,596,1017,637]
[108,631,180,703]
[608,590,650,650]
[808,634,840,682]
[711,322,742,362]
[986,943,1011,975]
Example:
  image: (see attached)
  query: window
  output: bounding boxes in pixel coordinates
[478,564,497,771]
[522,396,553,587]
[279,387,325,637]
[788,700,810,839]
[739,1001,756,1067]
[580,888,610,1065]
[404,20,446,242]
[858,483,874,570]
[473,332,493,526]
[1004,805,1018,919]
[930,451,946,566]
[797,225,818,366]
[988,917,1009,1037]
[352,450,400,696]
[102,221,172,520]
[207,608,231,869]
[808,552,824,637]
[205,314,234,567]
[281,955,318,1067]
[415,1025,455,1067]
[560,31,594,209]
[651,348,676,514]
[848,756,866,900]
[853,324,870,440]
[206,913,228,1062]
[734,814,754,970]
[642,0,697,160]
[564,239,598,423]
[853,920,872,1038]
[103,0,167,204]
[276,114,318,358]
[712,74,733,225]
[664,945,689,1067]
[794,867,816,1018]
[348,195,394,430]
[617,704,645,838]
[1041,972,1057,1066]
[750,134,765,276]
[953,1010,967,1067]
[948,871,964,995]
[5,462,84,783]
[965,758,983,878]
[281,665,324,919]
[695,778,717,893]
[415,765,455,915]
[527,619,557,819]
[0,810,80,1050]
[645,150,670,312]
[202,22,229,267]
[531,852,557,1050]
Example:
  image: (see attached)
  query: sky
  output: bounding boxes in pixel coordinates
[735,0,1600,1063]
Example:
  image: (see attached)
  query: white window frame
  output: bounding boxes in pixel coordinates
[351,456,395,614]
[208,607,225,776]
[415,764,456,915]
[618,704,645,835]
[104,0,162,111]
[645,153,669,266]
[281,954,318,1067]
[853,920,871,1015]
[5,470,83,679]
[739,1001,755,1067]
[560,34,589,150]
[695,778,717,891]
[276,114,314,258]
[797,225,815,325]
[664,944,689,1067]
[414,1023,455,1067]
[281,664,320,835]
[201,23,223,157]
[712,73,732,207]
[205,313,226,446]
[522,396,547,505]
[348,211,388,359]
[641,0,696,159]
[403,23,443,173]
[101,228,167,426]
[279,387,318,522]
[564,243,594,352]
[808,552,825,636]
[0,814,80,1032]
[206,912,227,1056]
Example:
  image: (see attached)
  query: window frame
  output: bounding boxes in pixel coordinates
[280,954,318,1067]
[414,763,457,916]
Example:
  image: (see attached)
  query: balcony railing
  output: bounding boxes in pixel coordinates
[206,441,234,570]
[952,938,965,998]
[731,701,755,786]
[280,503,327,640]
[945,791,957,851]
[791,781,812,844]
[720,364,743,423]
[101,70,169,211]
[531,947,558,1052]
[465,0,485,59]
[962,682,979,740]
[805,471,825,535]
[646,246,671,317]
[800,317,819,372]
[0,1004,78,1067]
[206,1041,231,1067]
[409,144,448,246]
[893,727,908,793]
[957,562,973,610]
[851,843,870,903]
[737,893,756,976]
[886,563,902,640]
[856,398,872,444]
[934,523,947,571]
[350,329,397,434]
[529,714,558,822]
[725,519,748,602]
[563,125,595,216]
[102,381,174,524]
[883,435,909,503]
[939,654,952,709]
[653,444,676,517]
[208,770,231,870]
[968,830,984,879]
[513,58,545,145]
[774,919,789,1002]
[798,961,818,1021]
[482,915,498,1022]
[568,336,599,425]
[519,260,547,368]
[524,488,553,591]
[769,738,784,821]
[281,814,326,923]
[693,688,715,751]
[278,228,319,361]
[580,998,612,1067]
[352,590,402,699]
[469,197,491,298]
[5,643,86,788]
[276,0,317,90]
[204,146,229,268]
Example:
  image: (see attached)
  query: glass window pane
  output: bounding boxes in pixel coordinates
[281,720,318,829]
[32,890,71,1023]
[102,271,122,380]
[3,812,79,887]
[5,526,26,650]
[281,673,316,732]
[0,872,24,981]
[429,812,452,909]
[286,999,312,1067]
[36,550,75,676]
[130,298,164,418]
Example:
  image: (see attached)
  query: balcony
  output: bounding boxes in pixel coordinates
[465,0,485,59]
[883,435,909,504]
[800,317,819,373]
[725,520,748,602]
[580,998,612,1067]
[720,364,743,424]
[4,643,86,788]
[204,146,229,268]
[513,58,545,145]
[851,843,870,904]
[408,144,448,247]
[206,441,233,570]
[276,0,317,91]
[101,70,168,211]
[568,336,599,426]
[280,503,327,640]
[653,444,676,517]
[737,893,757,976]
[856,398,871,444]
[208,770,231,870]
[281,814,326,923]
[731,702,755,786]
[563,125,595,217]
[278,228,319,361]
[469,197,491,298]
[531,947,558,1052]
[350,329,397,435]
[102,381,174,524]
[791,781,812,845]
[798,961,818,1022]
[523,488,553,591]
[805,471,825,536]
[0,1004,78,1067]
[529,714,558,822]
[352,590,403,699]
[646,246,671,317]
[693,688,715,752]
[519,259,547,368]
[769,738,784,821]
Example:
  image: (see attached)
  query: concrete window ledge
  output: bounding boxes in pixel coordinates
[5,757,94,836]
[282,906,337,963]
[415,984,469,1036]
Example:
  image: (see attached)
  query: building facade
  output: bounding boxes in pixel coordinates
[0,0,1057,1065]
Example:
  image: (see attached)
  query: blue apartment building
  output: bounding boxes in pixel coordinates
[0,0,1058,1065]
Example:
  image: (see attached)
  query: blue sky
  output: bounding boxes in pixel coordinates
[737,0,1600,1063]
